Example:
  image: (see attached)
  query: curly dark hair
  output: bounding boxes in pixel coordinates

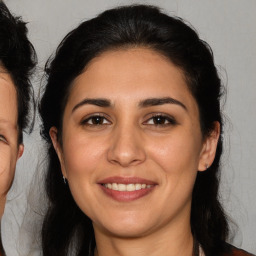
[40,5,229,256]
[0,1,36,143]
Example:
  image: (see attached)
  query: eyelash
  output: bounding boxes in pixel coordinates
[144,114,177,126]
[80,114,111,126]
[0,134,7,143]
[80,113,177,127]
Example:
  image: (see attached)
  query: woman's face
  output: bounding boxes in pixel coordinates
[52,48,219,238]
[0,69,23,217]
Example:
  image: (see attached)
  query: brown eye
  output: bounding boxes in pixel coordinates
[145,114,177,126]
[90,116,105,125]
[81,115,111,126]
[152,116,167,125]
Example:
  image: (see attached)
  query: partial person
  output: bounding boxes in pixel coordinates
[0,1,36,254]
[39,5,254,256]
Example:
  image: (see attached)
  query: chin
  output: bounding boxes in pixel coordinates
[92,212,158,238]
[98,224,153,239]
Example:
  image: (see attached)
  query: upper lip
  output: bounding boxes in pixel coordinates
[98,176,157,185]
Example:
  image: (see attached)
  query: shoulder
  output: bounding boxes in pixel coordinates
[223,244,255,256]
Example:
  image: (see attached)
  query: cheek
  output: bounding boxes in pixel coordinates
[61,135,109,218]
[148,130,202,174]
[0,146,17,194]
[62,134,106,178]
[145,133,201,216]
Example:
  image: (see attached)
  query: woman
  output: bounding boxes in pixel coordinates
[39,5,254,256]
[0,1,36,254]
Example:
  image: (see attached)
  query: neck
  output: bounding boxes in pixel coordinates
[94,216,194,256]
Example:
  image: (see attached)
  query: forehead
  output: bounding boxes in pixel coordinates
[0,69,18,128]
[68,48,197,111]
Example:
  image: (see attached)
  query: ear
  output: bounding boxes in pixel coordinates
[17,144,24,159]
[198,122,220,172]
[49,127,67,178]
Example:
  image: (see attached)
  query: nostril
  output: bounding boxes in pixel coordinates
[108,150,146,167]
[109,157,141,167]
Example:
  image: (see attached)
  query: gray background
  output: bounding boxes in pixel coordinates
[2,0,256,255]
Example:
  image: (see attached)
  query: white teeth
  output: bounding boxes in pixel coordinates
[135,184,142,190]
[112,183,118,190]
[103,183,152,192]
[118,184,126,191]
[126,184,135,191]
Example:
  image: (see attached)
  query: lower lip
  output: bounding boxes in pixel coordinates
[99,185,155,202]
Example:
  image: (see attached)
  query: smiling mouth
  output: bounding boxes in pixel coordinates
[98,177,156,202]
[102,183,153,192]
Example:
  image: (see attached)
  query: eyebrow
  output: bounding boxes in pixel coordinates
[72,98,112,112]
[72,96,187,113]
[139,97,187,111]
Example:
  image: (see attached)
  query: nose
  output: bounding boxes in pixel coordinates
[107,124,146,167]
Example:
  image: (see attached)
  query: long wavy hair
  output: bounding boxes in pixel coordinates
[39,5,228,256]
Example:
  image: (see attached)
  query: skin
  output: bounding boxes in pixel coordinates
[0,68,23,218]
[51,48,220,256]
